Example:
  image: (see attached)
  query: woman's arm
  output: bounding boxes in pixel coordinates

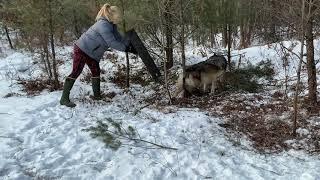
[99,23,129,52]
[113,25,128,44]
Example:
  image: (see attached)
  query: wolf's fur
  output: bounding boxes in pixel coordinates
[174,54,227,97]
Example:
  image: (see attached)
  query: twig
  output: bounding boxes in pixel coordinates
[279,42,306,64]
[250,163,282,176]
[0,135,23,143]
[0,135,12,139]
[143,152,177,176]
[132,137,178,150]
[105,128,178,150]
[0,112,12,115]
[138,103,151,110]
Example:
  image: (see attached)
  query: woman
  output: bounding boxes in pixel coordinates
[60,3,136,107]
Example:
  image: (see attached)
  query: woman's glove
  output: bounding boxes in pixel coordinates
[125,43,138,55]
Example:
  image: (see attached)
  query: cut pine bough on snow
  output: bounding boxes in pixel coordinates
[83,118,178,151]
[126,29,161,82]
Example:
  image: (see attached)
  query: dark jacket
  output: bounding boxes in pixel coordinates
[75,17,129,62]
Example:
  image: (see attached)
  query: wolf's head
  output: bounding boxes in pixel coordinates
[207,54,227,70]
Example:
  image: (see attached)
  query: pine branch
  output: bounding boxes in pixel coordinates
[105,128,178,151]
[85,120,178,151]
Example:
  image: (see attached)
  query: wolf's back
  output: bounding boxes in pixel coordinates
[186,54,227,72]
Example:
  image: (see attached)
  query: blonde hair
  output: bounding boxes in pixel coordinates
[96,3,122,24]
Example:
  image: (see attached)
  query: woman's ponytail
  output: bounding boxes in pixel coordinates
[95,3,122,24]
[95,3,111,21]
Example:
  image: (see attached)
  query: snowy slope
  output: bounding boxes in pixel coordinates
[0,41,320,179]
[232,40,320,81]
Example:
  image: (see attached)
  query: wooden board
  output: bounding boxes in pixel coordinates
[126,29,161,82]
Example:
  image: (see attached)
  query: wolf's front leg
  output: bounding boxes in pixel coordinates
[174,75,183,97]
[211,81,216,94]
[203,84,207,93]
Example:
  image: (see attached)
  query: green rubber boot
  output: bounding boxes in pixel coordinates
[60,78,76,107]
[91,77,102,100]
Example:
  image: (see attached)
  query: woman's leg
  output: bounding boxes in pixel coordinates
[68,46,86,79]
[60,46,86,107]
[85,58,102,99]
[85,58,100,78]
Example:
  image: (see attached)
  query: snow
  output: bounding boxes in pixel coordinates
[0,40,320,179]
[232,40,320,81]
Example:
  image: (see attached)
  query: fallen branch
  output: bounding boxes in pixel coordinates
[107,128,178,150]
[0,113,12,115]
[250,163,282,176]
[84,119,178,151]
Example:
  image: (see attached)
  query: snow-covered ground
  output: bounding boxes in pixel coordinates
[0,39,320,179]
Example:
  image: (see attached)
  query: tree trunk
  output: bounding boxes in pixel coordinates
[44,42,53,79]
[240,23,252,49]
[120,0,130,89]
[48,0,59,87]
[192,15,196,47]
[158,0,172,104]
[73,9,81,39]
[293,0,306,137]
[180,0,186,97]
[305,16,317,108]
[40,49,50,77]
[164,0,174,69]
[227,24,232,71]
[210,24,216,48]
[4,25,14,49]
[240,24,245,49]
[222,25,228,48]
[247,24,252,47]
[269,0,278,43]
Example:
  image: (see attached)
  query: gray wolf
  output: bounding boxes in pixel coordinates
[174,54,227,97]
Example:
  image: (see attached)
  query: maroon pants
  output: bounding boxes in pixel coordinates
[68,45,100,79]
